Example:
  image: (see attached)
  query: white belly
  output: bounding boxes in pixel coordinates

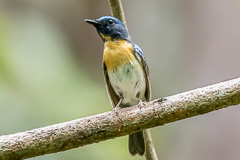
[108,60,146,106]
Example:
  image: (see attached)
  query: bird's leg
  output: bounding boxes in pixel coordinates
[136,92,144,110]
[115,98,123,108]
[114,98,123,116]
[113,98,124,131]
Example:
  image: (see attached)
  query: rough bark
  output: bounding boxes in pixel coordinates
[0,77,240,160]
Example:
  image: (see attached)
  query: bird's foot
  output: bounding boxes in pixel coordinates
[137,99,144,110]
[112,106,124,131]
[113,106,122,116]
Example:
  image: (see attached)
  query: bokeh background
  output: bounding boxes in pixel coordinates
[0,0,240,160]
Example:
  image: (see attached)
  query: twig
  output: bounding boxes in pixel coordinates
[108,0,128,31]
[0,77,240,160]
[144,129,158,160]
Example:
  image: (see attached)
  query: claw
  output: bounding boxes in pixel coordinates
[112,99,124,131]
[113,106,121,116]
[113,107,123,131]
[137,99,144,110]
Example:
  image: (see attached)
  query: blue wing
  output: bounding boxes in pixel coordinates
[133,44,151,102]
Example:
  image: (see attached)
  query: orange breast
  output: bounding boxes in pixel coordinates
[103,40,135,71]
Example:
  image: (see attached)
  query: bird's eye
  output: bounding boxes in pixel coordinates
[108,19,114,25]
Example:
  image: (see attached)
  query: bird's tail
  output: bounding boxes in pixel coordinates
[128,131,145,156]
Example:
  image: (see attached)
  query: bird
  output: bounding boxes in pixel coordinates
[84,16,151,156]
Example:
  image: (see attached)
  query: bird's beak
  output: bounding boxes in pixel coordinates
[84,19,100,26]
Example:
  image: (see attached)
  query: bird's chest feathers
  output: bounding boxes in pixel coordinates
[107,61,146,104]
[103,40,135,71]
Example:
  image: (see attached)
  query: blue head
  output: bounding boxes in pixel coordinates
[84,16,130,41]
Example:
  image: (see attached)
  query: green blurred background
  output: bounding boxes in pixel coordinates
[0,0,240,160]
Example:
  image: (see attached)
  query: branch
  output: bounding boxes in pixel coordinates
[143,129,158,160]
[108,0,128,31]
[0,77,240,159]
